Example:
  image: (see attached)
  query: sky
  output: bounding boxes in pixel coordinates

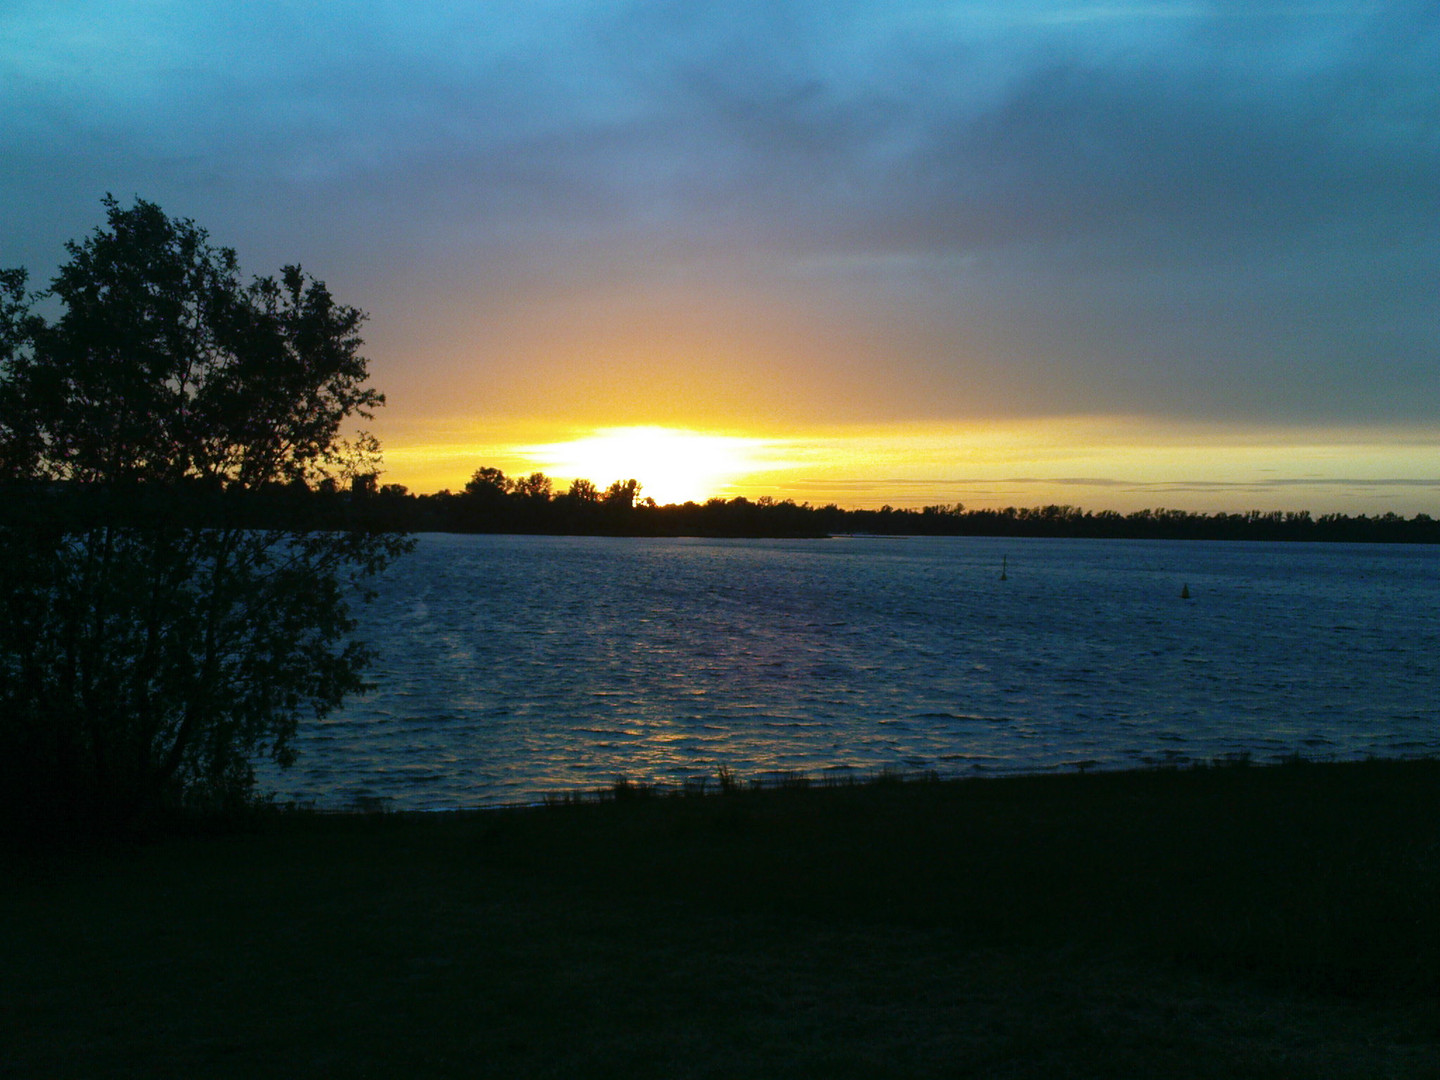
[2,1,1437,512]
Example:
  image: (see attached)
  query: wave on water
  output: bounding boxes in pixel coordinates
[255,534,1440,809]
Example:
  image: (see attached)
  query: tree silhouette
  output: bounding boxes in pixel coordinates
[603,478,641,510]
[513,472,553,500]
[0,196,410,831]
[564,478,599,503]
[465,466,512,498]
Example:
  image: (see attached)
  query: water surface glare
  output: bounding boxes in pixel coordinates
[257,534,1440,808]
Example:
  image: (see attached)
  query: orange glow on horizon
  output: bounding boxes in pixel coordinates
[372,415,1440,517]
[522,426,781,505]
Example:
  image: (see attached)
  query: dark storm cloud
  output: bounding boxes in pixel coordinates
[1,1,1436,426]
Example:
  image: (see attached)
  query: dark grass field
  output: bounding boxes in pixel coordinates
[3,758,1439,1078]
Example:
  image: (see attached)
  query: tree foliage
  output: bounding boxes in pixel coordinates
[0,197,410,831]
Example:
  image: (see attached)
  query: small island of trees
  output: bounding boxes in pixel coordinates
[115,464,1434,544]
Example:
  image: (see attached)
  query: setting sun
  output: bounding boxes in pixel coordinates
[526,426,773,505]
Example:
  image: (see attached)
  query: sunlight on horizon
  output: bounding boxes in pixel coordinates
[524,426,782,505]
[374,415,1440,516]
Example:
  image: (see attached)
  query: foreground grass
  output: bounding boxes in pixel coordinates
[3,759,1438,1078]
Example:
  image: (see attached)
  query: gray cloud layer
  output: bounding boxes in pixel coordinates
[3,0,1436,427]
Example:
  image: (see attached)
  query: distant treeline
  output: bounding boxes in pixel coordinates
[9,467,1436,543]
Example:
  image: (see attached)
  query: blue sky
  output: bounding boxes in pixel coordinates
[2,1,1437,509]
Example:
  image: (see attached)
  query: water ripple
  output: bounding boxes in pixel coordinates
[255,534,1440,808]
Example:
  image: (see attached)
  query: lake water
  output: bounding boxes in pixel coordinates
[256,533,1440,810]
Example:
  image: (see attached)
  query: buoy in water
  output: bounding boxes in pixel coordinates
[1000,555,1008,581]
[1180,583,1191,599]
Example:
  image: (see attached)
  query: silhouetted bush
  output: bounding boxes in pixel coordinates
[0,197,409,835]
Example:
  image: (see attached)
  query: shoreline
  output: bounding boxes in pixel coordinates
[264,749,1433,816]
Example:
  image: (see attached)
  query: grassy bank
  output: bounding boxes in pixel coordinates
[3,758,1438,1078]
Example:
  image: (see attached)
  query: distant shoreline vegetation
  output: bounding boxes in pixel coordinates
[7,467,1439,543]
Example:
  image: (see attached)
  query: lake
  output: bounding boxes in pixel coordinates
[256,533,1440,809]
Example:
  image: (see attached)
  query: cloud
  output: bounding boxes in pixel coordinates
[1,0,1436,440]
[788,475,1440,491]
